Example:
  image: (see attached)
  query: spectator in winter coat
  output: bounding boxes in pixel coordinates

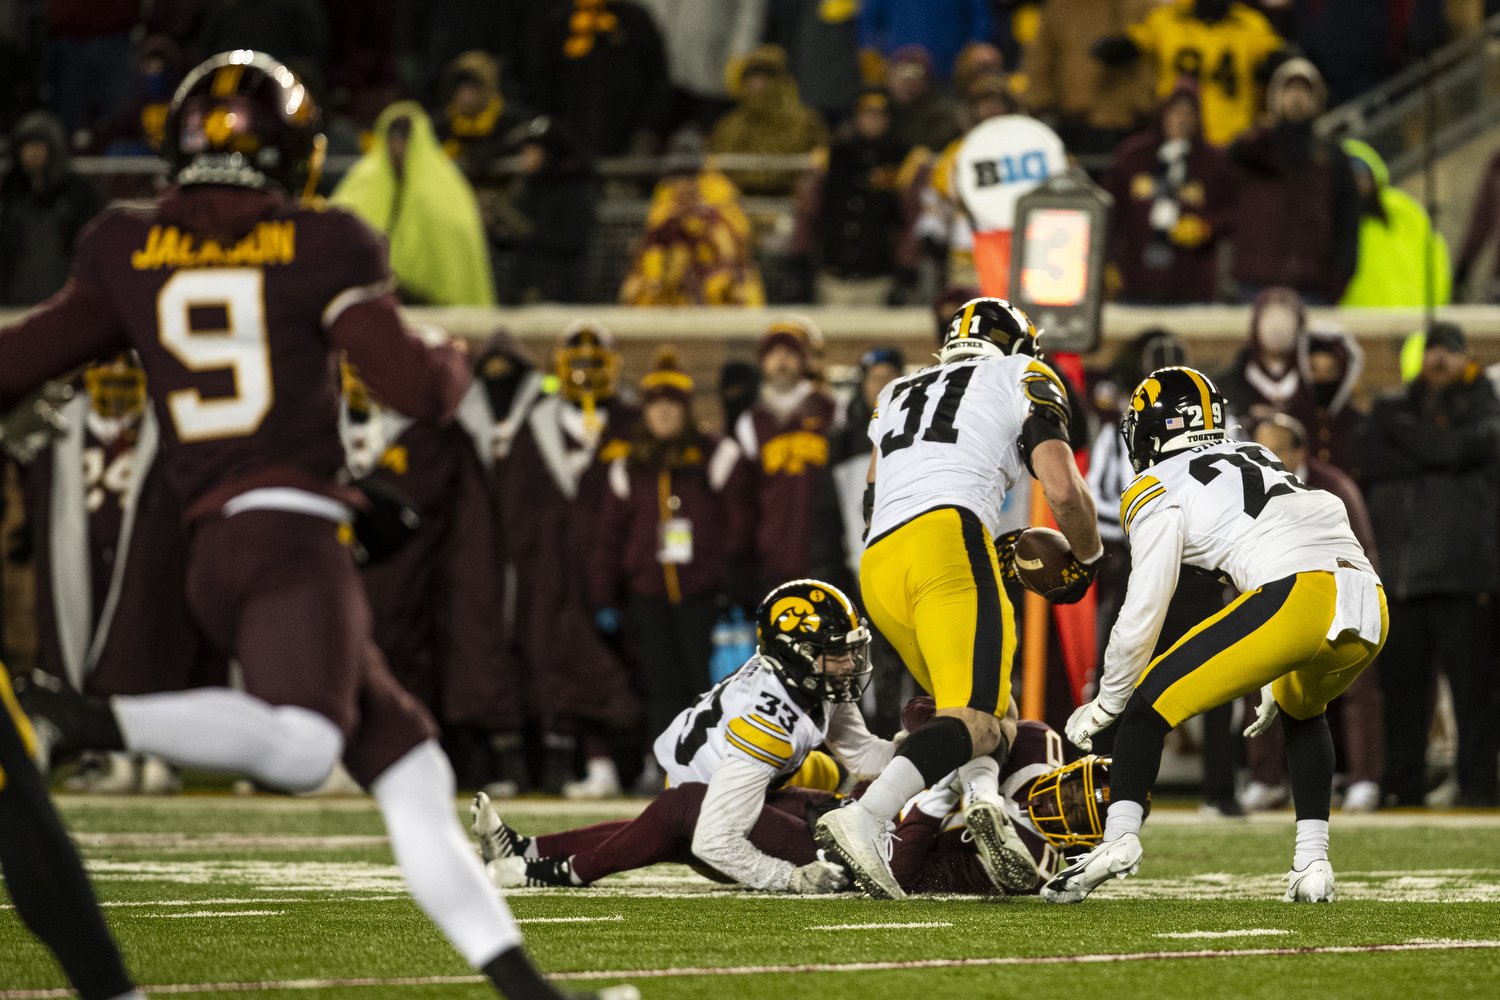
[711,44,830,196]
[1361,322,1500,808]
[636,0,767,130]
[436,51,528,172]
[528,0,671,157]
[1217,287,1366,477]
[1339,139,1450,309]
[1017,0,1158,155]
[792,87,913,307]
[590,350,753,761]
[1242,414,1385,814]
[0,112,103,306]
[765,0,865,127]
[735,319,846,591]
[100,35,183,156]
[506,116,597,304]
[860,0,991,82]
[1228,58,1360,304]
[331,101,496,306]
[885,45,965,154]
[394,0,525,107]
[48,0,139,150]
[1095,0,1285,148]
[1105,80,1236,304]
[620,132,765,307]
[1455,148,1500,303]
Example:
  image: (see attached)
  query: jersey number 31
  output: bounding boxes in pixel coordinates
[157,268,274,442]
[880,367,976,457]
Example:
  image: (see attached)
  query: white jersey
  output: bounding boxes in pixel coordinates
[655,656,832,786]
[1097,439,1378,713]
[866,355,1068,540]
[1119,439,1375,590]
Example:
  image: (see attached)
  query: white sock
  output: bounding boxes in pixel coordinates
[108,991,148,1000]
[1102,800,1144,842]
[113,689,342,793]
[373,739,522,968]
[1294,818,1330,870]
[958,755,1000,806]
[858,756,927,821]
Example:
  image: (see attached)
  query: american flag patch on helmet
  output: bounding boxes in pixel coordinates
[1165,417,1185,429]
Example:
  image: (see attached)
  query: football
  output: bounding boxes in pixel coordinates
[1013,526,1072,595]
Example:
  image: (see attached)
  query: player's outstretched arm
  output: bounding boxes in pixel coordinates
[1031,438,1102,562]
[691,756,832,892]
[329,295,470,425]
[0,279,128,413]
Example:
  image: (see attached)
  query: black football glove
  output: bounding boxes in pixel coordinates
[994,528,1025,587]
[1044,552,1100,605]
[349,477,421,566]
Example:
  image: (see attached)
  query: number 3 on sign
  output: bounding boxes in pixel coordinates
[157,268,274,441]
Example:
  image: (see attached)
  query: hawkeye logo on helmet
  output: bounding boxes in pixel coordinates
[771,596,821,634]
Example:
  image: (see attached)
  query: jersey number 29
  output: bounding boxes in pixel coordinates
[880,367,976,457]
[157,268,274,442]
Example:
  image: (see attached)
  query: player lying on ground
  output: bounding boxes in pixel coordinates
[0,669,146,1000]
[3,51,630,1000]
[1043,367,1386,905]
[474,708,1121,895]
[817,297,1104,900]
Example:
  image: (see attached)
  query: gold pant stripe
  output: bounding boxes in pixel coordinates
[1137,571,1388,727]
[859,506,1016,715]
[1,668,38,792]
[785,749,843,793]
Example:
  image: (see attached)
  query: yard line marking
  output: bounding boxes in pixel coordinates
[807,922,953,931]
[516,916,625,924]
[5,939,1499,997]
[143,910,286,919]
[73,833,390,849]
[2,896,409,912]
[1155,929,1293,939]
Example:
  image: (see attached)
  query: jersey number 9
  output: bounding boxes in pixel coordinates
[157,268,274,442]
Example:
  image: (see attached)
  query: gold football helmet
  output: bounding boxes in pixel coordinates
[554,320,620,406]
[84,354,147,420]
[1027,754,1115,848]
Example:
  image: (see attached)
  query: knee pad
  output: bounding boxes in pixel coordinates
[261,706,344,792]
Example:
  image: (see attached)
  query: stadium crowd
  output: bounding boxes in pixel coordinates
[0,0,1497,812]
[3,0,1498,308]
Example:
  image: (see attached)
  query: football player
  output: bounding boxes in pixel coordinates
[484,580,894,894]
[816,297,1104,900]
[0,52,630,1000]
[1043,367,1385,904]
[471,709,1119,897]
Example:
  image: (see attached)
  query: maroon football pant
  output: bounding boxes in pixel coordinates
[186,510,437,788]
[889,811,996,895]
[548,784,825,884]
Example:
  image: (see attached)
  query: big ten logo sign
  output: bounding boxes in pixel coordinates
[972,151,1051,189]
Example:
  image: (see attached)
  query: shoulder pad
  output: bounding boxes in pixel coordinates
[1020,360,1071,429]
[1119,473,1166,535]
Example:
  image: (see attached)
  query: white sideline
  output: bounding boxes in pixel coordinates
[3,940,1498,997]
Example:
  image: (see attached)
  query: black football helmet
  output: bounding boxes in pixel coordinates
[1121,366,1228,474]
[163,50,325,195]
[755,580,872,704]
[938,297,1038,364]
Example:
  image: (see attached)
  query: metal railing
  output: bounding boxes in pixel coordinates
[1317,13,1500,182]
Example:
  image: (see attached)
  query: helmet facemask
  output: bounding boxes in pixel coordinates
[763,628,873,704]
[84,355,147,420]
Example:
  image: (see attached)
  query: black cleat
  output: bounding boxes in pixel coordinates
[488,855,581,888]
[12,670,124,772]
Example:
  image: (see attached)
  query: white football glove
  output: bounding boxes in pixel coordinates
[1066,699,1119,752]
[1243,683,1279,738]
[788,859,849,894]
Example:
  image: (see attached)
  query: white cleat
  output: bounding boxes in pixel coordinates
[1040,833,1142,903]
[562,758,621,800]
[813,802,906,900]
[963,794,1041,893]
[1285,859,1336,902]
[485,856,527,889]
[1342,780,1380,814]
[137,754,181,795]
[470,791,533,862]
[1240,781,1290,812]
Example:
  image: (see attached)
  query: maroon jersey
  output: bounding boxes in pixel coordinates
[0,185,470,519]
[732,387,840,587]
[891,720,1073,894]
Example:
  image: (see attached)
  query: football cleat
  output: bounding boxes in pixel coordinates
[1284,860,1335,902]
[470,792,534,862]
[1240,781,1290,812]
[1039,833,1142,903]
[138,755,182,796]
[486,856,580,889]
[1342,780,1380,814]
[63,751,135,794]
[12,669,123,771]
[813,802,905,900]
[963,795,1041,893]
[562,758,621,800]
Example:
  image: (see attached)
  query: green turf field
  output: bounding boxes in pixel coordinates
[3,795,1499,999]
